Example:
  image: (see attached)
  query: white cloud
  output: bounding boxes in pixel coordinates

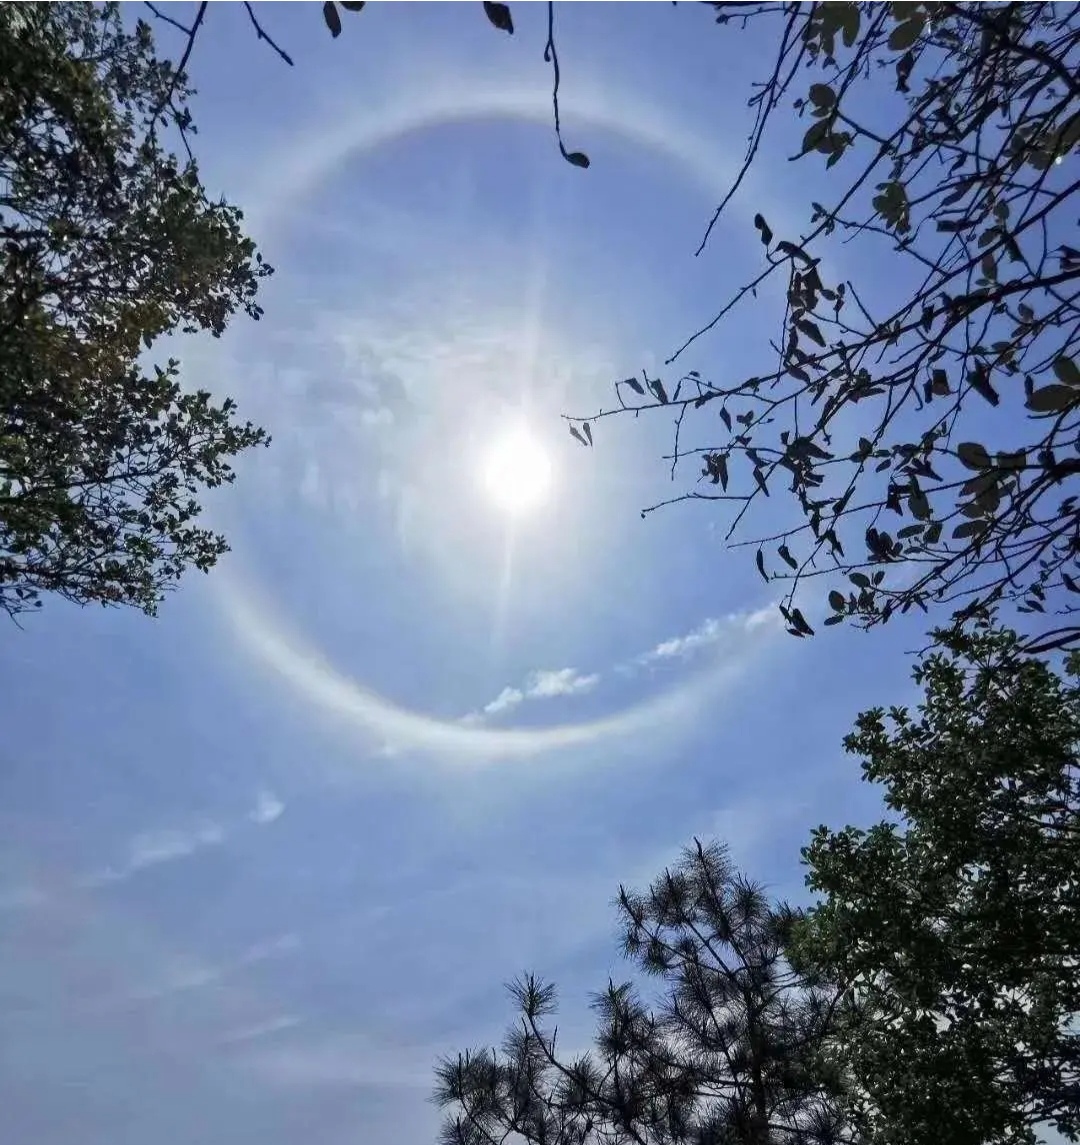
[250,790,285,825]
[527,668,601,698]
[465,608,778,726]
[220,1015,303,1046]
[84,792,283,887]
[483,686,524,715]
[636,606,780,668]
[476,668,599,719]
[644,617,725,662]
[120,934,301,1006]
[128,823,225,870]
[83,822,225,886]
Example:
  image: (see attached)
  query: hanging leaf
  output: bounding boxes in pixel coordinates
[797,319,826,347]
[483,1,514,33]
[756,549,768,581]
[809,83,836,109]
[564,151,591,169]
[339,1,366,9]
[790,607,815,636]
[1027,385,1078,414]
[828,589,845,611]
[622,376,644,394]
[779,544,798,570]
[968,364,1000,406]
[569,424,587,447]
[582,422,593,446]
[957,442,991,470]
[776,240,813,264]
[323,1,342,37]
[1053,356,1080,387]
[753,213,774,246]
[888,14,924,51]
[838,4,860,46]
[909,489,931,520]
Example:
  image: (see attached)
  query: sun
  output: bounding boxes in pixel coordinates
[481,427,554,515]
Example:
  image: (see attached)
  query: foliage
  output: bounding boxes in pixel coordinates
[0,2,270,616]
[434,841,856,1145]
[560,2,1080,653]
[147,0,591,169]
[793,622,1080,1145]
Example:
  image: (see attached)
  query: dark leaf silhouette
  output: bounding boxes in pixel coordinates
[483,1,513,34]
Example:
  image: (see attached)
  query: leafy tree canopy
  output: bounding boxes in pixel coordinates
[436,624,1080,1145]
[556,2,1080,654]
[0,1,270,617]
[794,622,1080,1145]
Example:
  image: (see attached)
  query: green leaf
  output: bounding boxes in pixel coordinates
[1027,385,1078,414]
[925,520,943,545]
[952,520,986,539]
[809,83,836,109]
[323,1,342,37]
[777,240,813,264]
[790,607,814,636]
[968,364,1000,406]
[838,4,860,47]
[828,589,845,611]
[564,151,590,169]
[888,13,924,51]
[850,572,871,588]
[1053,356,1080,388]
[797,319,826,347]
[957,442,991,471]
[909,489,931,520]
[483,1,514,33]
[801,119,830,155]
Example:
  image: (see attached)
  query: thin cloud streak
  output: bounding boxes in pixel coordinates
[479,667,600,718]
[220,1015,304,1046]
[82,792,286,887]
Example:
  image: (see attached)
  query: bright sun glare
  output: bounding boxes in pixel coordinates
[481,428,554,516]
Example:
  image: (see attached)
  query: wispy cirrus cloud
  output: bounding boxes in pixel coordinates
[85,821,226,885]
[120,933,301,1007]
[250,790,286,825]
[634,605,779,669]
[84,791,287,887]
[219,1015,304,1046]
[468,607,780,726]
[474,667,600,720]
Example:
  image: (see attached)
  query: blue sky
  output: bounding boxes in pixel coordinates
[0,6,942,1144]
